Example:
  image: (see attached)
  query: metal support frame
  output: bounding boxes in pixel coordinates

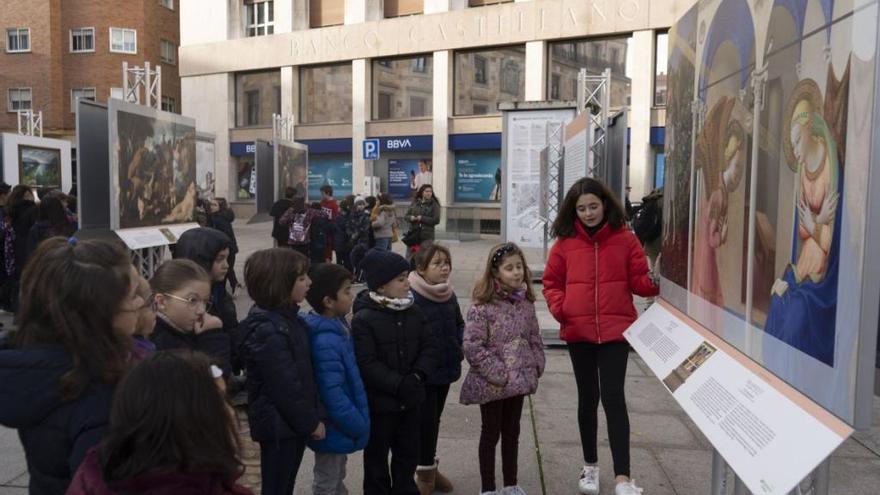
[122,61,162,109]
[577,68,612,179]
[273,113,296,143]
[130,245,167,279]
[540,121,564,262]
[16,110,42,137]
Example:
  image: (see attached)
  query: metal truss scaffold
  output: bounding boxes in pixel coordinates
[577,68,611,179]
[122,61,162,109]
[16,110,42,137]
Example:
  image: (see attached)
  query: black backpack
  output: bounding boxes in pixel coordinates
[632,189,663,244]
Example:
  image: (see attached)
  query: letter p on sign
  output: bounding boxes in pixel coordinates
[363,139,380,160]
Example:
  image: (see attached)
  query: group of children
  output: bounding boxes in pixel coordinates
[0,176,657,495]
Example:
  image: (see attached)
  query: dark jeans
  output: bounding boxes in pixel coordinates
[418,384,450,466]
[568,341,631,477]
[363,408,421,495]
[478,395,525,492]
[290,244,309,258]
[260,436,307,495]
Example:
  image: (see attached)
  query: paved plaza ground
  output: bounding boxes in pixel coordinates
[1,219,879,494]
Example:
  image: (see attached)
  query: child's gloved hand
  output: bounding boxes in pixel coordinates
[397,373,426,408]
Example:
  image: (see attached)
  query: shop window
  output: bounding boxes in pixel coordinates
[373,55,433,120]
[454,46,525,116]
[548,36,632,108]
[300,63,352,124]
[235,69,280,127]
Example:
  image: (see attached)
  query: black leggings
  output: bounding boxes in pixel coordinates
[478,395,525,492]
[419,384,450,466]
[568,341,631,477]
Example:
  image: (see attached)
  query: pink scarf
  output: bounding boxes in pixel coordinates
[408,271,454,303]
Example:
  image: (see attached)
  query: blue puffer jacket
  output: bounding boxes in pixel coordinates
[411,290,465,386]
[239,305,321,443]
[0,339,114,495]
[304,313,370,454]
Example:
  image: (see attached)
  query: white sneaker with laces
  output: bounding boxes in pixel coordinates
[579,465,600,495]
[614,479,644,495]
[501,486,527,495]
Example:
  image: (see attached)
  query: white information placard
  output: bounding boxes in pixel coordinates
[115,223,199,250]
[625,301,853,495]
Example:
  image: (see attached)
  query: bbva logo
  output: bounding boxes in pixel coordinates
[386,139,412,149]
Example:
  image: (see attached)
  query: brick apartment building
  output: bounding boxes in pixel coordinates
[0,0,180,140]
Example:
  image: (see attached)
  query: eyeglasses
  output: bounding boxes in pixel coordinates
[162,293,212,312]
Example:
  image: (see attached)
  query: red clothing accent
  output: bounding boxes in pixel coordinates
[542,222,658,344]
[67,448,253,495]
[320,199,339,261]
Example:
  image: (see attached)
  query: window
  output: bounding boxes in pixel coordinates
[245,1,274,37]
[70,88,97,113]
[411,57,427,73]
[110,87,124,101]
[654,31,669,106]
[378,93,392,119]
[110,28,137,54]
[161,96,176,112]
[6,28,30,53]
[454,46,526,116]
[409,96,427,117]
[372,55,433,120]
[548,36,632,108]
[550,74,561,100]
[473,56,487,84]
[500,60,520,95]
[300,64,352,124]
[234,69,280,127]
[70,28,95,53]
[160,39,176,64]
[160,0,174,9]
[7,88,32,112]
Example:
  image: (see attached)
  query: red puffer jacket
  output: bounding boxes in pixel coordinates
[543,221,659,344]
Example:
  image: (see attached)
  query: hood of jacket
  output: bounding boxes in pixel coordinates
[0,339,74,429]
[303,312,348,338]
[174,227,232,273]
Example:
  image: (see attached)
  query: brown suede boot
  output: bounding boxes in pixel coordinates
[415,463,436,495]
[434,457,453,492]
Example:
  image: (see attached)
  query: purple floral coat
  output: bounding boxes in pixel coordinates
[459,297,546,405]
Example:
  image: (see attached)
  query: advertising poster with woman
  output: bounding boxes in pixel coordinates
[388,159,432,199]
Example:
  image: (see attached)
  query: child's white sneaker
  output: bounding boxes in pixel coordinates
[501,486,527,495]
[579,465,600,494]
[614,479,644,495]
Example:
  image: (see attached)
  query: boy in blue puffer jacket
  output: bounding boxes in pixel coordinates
[305,263,370,495]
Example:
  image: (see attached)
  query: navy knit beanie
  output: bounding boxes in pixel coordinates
[358,248,410,291]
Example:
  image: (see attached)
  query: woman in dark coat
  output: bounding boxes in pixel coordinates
[405,185,441,249]
[5,185,38,312]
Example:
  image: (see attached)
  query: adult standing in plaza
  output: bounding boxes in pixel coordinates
[542,178,659,495]
[406,185,440,251]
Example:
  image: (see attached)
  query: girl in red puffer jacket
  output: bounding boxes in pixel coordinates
[543,178,658,495]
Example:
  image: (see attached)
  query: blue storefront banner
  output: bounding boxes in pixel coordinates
[454,151,501,203]
[388,159,432,200]
[309,156,353,199]
[375,135,433,153]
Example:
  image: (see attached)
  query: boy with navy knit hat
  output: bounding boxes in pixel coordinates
[351,248,439,495]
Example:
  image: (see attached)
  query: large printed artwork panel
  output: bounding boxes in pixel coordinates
[18,145,62,189]
[113,103,197,230]
[661,5,697,289]
[662,0,879,424]
[276,142,308,200]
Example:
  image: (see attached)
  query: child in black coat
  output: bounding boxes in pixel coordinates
[239,248,325,495]
[351,248,439,495]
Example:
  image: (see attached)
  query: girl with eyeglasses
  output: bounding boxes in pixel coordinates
[149,259,233,378]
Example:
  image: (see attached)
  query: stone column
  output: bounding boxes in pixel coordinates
[628,29,655,200]
[352,59,371,193]
[431,50,452,209]
[424,0,466,14]
[280,66,297,121]
[275,0,293,33]
[525,41,547,101]
[346,0,383,24]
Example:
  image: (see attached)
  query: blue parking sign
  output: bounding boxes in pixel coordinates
[363,139,380,160]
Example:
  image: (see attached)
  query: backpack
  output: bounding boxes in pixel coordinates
[632,189,663,244]
[288,212,310,245]
[310,215,330,252]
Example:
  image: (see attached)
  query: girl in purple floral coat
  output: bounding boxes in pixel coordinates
[460,242,546,495]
